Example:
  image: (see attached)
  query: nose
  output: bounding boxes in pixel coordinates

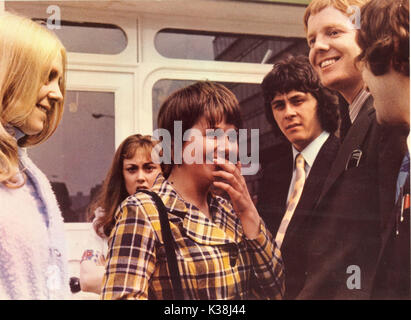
[284,103,297,119]
[220,132,238,163]
[309,35,330,64]
[136,170,146,183]
[48,81,63,103]
[312,34,329,51]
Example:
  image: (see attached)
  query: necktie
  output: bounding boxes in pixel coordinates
[275,153,306,248]
[339,102,351,141]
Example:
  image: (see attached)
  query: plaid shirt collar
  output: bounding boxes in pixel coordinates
[148,173,244,246]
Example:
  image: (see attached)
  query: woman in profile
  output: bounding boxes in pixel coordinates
[102,81,284,300]
[0,13,69,299]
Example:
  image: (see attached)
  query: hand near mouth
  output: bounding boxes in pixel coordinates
[212,158,261,239]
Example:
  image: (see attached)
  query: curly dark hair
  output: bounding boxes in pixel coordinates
[261,55,339,138]
[356,0,409,77]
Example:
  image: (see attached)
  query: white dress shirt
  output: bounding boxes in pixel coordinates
[286,131,330,203]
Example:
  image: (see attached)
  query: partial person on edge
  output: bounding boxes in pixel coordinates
[298,0,406,299]
[356,0,410,299]
[0,13,69,299]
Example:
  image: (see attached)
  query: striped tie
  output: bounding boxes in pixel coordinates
[275,153,306,249]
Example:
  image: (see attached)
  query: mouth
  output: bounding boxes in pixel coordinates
[36,104,50,114]
[286,123,302,131]
[319,57,340,69]
[136,186,148,190]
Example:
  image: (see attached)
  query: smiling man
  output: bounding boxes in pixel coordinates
[299,0,407,299]
[258,55,339,299]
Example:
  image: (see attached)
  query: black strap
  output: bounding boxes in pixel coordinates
[135,189,184,300]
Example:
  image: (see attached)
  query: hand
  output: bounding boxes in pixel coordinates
[212,158,261,239]
[80,250,105,266]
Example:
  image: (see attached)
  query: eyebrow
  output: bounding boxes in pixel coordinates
[271,97,284,105]
[272,92,305,103]
[288,93,306,99]
[307,22,348,39]
[125,160,153,165]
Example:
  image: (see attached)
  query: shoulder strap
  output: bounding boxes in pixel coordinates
[135,189,184,300]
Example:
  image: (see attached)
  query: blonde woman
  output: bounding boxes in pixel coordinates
[0,13,68,299]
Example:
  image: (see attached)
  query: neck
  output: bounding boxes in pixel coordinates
[293,131,322,152]
[398,77,410,126]
[339,80,364,104]
[167,166,211,218]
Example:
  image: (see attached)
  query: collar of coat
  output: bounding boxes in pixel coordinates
[121,173,245,246]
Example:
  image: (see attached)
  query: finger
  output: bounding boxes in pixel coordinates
[213,181,241,201]
[213,158,238,175]
[214,159,246,189]
[212,170,241,190]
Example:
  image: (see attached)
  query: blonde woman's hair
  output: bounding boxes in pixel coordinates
[0,13,67,185]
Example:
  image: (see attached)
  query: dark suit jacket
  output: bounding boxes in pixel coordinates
[257,134,340,299]
[297,96,406,299]
[372,129,409,299]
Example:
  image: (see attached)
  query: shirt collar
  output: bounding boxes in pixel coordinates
[149,173,243,245]
[349,89,371,123]
[15,128,26,141]
[292,131,330,168]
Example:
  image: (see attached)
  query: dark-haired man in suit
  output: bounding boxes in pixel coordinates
[258,55,340,299]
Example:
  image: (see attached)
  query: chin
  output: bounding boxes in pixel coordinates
[21,127,43,136]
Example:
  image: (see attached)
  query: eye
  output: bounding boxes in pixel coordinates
[48,70,58,83]
[143,164,157,173]
[125,166,138,173]
[327,29,341,37]
[308,37,315,48]
[145,166,154,173]
[291,98,304,106]
[272,102,284,111]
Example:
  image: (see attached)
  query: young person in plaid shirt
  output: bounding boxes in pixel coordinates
[101,81,285,300]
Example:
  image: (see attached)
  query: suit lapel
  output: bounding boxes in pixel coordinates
[283,135,340,248]
[263,151,293,233]
[316,97,375,207]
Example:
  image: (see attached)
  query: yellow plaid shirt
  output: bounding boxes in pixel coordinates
[101,174,285,300]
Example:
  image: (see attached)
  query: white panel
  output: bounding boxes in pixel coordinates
[66,69,137,147]
[65,223,103,300]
